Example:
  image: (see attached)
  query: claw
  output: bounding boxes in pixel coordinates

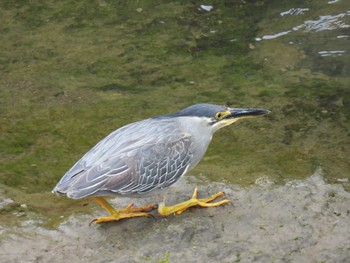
[89,219,97,227]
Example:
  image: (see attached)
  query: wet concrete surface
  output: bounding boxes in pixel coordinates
[1,172,349,263]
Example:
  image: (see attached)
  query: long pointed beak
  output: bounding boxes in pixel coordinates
[227,108,270,119]
[212,107,270,131]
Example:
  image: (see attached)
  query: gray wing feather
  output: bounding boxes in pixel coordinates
[53,118,194,199]
[113,137,193,195]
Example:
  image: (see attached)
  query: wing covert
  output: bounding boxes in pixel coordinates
[53,118,195,198]
[112,136,194,194]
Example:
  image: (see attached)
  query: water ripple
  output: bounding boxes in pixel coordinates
[256,11,350,41]
[318,50,345,57]
[280,8,309,16]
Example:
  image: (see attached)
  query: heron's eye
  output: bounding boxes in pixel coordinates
[215,112,223,120]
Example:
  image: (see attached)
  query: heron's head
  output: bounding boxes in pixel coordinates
[174,103,270,132]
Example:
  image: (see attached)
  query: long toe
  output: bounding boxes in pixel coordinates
[120,204,156,213]
[90,211,153,225]
[158,188,230,216]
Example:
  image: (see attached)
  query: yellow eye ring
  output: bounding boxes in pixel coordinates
[215,112,223,120]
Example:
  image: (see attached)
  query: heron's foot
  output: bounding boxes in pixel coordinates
[158,187,230,216]
[90,197,155,225]
[90,211,153,225]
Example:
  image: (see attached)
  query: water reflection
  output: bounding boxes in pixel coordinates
[328,0,341,4]
[300,12,350,32]
[280,8,309,17]
[318,50,345,57]
[256,9,350,42]
[336,35,349,38]
[199,5,213,12]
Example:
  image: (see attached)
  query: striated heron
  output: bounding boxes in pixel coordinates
[52,103,270,223]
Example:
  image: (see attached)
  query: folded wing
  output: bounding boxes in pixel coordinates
[53,119,194,198]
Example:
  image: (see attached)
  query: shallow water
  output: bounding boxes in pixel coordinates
[0,1,349,227]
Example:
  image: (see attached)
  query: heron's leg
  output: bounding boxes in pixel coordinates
[90,197,155,224]
[158,187,230,216]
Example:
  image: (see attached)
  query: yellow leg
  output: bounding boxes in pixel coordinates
[90,197,155,225]
[158,187,230,216]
